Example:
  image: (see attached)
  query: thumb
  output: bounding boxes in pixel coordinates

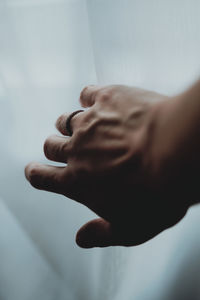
[76,218,116,248]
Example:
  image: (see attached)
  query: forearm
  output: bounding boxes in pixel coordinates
[151,80,200,205]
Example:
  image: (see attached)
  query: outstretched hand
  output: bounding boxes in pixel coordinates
[25,85,189,248]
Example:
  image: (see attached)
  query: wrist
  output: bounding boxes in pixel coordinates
[147,94,200,208]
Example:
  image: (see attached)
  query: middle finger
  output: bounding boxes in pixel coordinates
[44,135,71,163]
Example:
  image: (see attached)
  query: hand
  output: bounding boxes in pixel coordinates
[25,85,188,248]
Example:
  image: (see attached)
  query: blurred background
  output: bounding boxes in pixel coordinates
[0,0,200,299]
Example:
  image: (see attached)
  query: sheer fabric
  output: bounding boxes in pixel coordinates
[0,0,200,299]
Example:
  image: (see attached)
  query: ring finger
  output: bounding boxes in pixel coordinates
[56,110,84,136]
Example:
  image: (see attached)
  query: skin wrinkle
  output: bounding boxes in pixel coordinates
[26,83,200,248]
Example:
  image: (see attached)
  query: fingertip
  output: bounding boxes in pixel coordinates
[24,162,41,186]
[55,117,60,131]
[78,97,88,108]
[24,163,30,180]
[25,162,35,181]
[76,222,94,248]
[43,134,57,159]
[79,85,99,108]
[55,114,66,135]
[75,218,114,248]
[75,232,94,249]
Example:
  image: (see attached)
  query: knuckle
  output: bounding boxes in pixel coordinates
[51,141,68,161]
[71,128,85,147]
[57,142,67,159]
[98,90,111,103]
[83,109,95,123]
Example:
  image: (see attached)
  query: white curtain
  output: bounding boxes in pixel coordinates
[0,0,200,299]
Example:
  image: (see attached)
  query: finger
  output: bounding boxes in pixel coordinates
[44,135,71,163]
[76,218,119,248]
[79,85,103,108]
[56,111,84,136]
[25,162,71,195]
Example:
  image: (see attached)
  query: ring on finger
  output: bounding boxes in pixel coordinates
[66,110,84,136]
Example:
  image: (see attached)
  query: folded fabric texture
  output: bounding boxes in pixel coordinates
[0,198,67,300]
[0,0,200,299]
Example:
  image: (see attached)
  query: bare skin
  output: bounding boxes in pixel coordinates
[25,82,200,248]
